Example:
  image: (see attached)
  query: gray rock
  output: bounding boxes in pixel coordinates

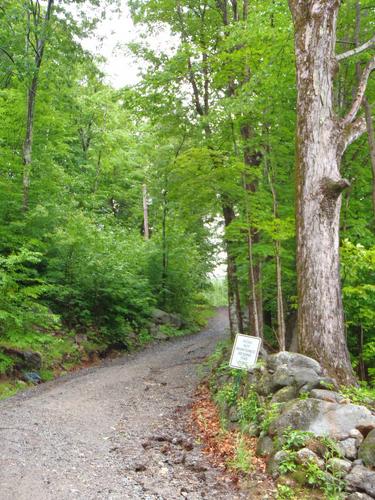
[345,465,375,497]
[151,309,182,328]
[228,406,239,423]
[155,332,169,341]
[266,450,289,478]
[3,348,42,370]
[296,448,324,468]
[22,371,41,384]
[310,389,345,403]
[266,351,323,375]
[337,438,358,460]
[352,459,364,466]
[326,457,352,477]
[256,372,275,396]
[246,422,260,437]
[271,386,298,403]
[358,428,375,468]
[271,366,322,391]
[346,493,374,500]
[268,399,375,440]
[256,436,274,457]
[350,429,364,446]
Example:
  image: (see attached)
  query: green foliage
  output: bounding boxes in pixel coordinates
[276,484,294,500]
[339,384,375,409]
[260,402,281,434]
[228,435,254,473]
[0,249,58,347]
[215,382,239,410]
[237,387,261,429]
[281,428,314,451]
[0,352,14,375]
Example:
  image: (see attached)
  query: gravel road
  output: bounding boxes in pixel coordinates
[0,309,246,500]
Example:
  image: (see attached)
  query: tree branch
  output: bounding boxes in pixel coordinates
[337,34,375,61]
[341,56,375,127]
[0,47,15,64]
[338,115,368,157]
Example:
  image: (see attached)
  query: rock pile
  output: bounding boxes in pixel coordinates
[258,352,375,497]
[218,351,375,498]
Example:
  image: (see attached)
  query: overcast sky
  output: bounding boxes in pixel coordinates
[80,1,173,89]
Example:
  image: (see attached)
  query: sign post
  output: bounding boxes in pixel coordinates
[229,334,262,371]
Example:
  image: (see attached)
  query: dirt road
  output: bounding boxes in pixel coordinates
[0,309,246,500]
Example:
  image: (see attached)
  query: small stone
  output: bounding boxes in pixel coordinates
[172,452,186,464]
[358,428,375,467]
[337,438,358,460]
[345,465,375,497]
[134,462,147,472]
[352,459,364,466]
[296,448,324,468]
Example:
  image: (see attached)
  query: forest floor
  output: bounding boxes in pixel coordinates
[0,309,271,500]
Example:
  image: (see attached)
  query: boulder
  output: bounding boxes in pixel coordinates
[326,457,352,476]
[2,348,42,371]
[271,386,298,403]
[346,493,374,500]
[268,399,375,440]
[271,366,323,391]
[151,309,182,328]
[337,438,358,460]
[266,352,323,375]
[358,428,375,468]
[21,372,41,384]
[345,465,375,497]
[256,436,274,457]
[296,448,324,468]
[266,450,289,477]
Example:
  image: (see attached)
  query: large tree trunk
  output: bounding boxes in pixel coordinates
[289,0,355,384]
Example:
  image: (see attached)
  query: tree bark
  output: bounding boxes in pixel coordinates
[288,0,356,384]
[241,123,263,338]
[223,203,244,337]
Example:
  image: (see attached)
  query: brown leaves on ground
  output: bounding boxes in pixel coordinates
[190,384,274,496]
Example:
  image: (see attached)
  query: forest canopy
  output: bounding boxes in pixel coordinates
[0,0,374,389]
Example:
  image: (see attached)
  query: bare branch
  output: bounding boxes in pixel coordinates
[338,115,368,157]
[337,34,375,61]
[0,47,15,64]
[341,57,375,126]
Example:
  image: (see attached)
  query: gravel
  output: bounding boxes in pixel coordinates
[0,309,245,500]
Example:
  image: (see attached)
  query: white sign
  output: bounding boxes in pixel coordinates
[229,334,262,370]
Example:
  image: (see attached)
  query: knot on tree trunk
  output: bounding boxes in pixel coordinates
[321,177,350,200]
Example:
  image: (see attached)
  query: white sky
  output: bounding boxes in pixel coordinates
[80,1,174,89]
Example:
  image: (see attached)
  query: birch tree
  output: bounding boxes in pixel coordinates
[288,0,374,383]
